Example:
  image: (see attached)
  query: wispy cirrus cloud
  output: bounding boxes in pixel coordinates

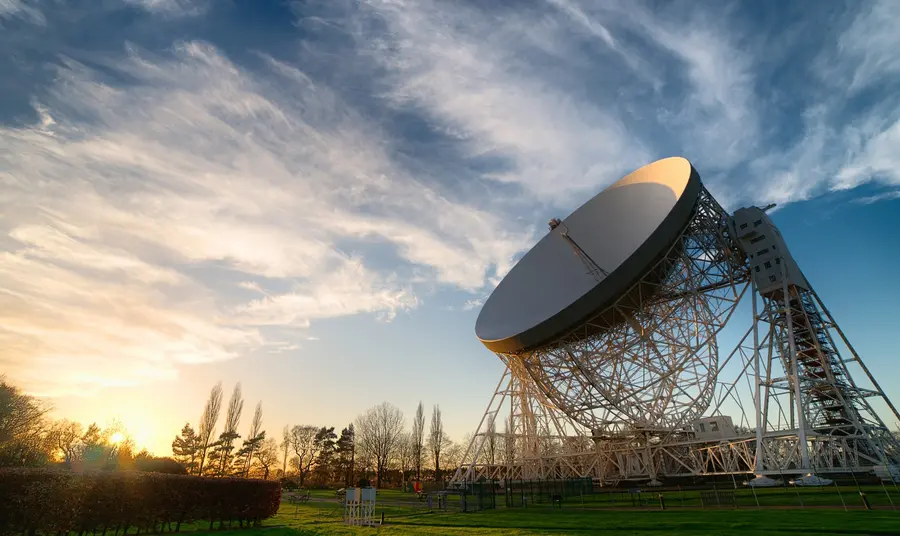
[3,0,900,399]
[0,0,43,24]
[342,0,651,204]
[122,0,208,17]
[0,39,530,395]
[749,0,900,204]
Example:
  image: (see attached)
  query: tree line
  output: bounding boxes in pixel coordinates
[2,375,471,487]
[173,382,469,488]
[170,381,273,478]
[0,376,179,472]
[279,400,467,489]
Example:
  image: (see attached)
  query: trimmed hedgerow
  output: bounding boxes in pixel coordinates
[0,468,281,536]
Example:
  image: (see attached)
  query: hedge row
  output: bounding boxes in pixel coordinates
[0,468,281,536]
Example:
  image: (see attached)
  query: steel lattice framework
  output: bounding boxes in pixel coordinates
[451,187,900,488]
[515,188,747,438]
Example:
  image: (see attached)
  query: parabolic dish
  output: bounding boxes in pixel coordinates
[476,156,701,354]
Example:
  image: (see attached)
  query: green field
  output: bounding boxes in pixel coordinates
[195,487,900,535]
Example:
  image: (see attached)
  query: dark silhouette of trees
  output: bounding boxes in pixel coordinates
[0,377,51,467]
[48,420,82,466]
[212,383,243,476]
[196,382,223,475]
[134,451,188,474]
[312,427,337,484]
[172,423,200,474]
[254,437,279,479]
[239,402,264,476]
[335,424,355,486]
[289,425,318,486]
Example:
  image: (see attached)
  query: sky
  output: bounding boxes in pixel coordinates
[1,0,900,456]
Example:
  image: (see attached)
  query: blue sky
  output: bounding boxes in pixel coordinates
[2,0,899,454]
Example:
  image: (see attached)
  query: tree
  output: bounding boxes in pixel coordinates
[443,436,465,474]
[48,419,83,465]
[254,437,279,479]
[134,452,187,474]
[411,401,425,480]
[355,402,404,488]
[335,424,355,486]
[501,418,515,469]
[197,381,223,475]
[214,383,244,476]
[486,415,497,466]
[289,425,318,486]
[0,377,51,467]
[396,431,413,483]
[280,425,290,478]
[171,423,200,474]
[429,404,444,481]
[71,422,130,471]
[240,401,264,476]
[312,427,337,484]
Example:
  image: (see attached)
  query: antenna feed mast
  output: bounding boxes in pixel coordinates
[548,217,609,279]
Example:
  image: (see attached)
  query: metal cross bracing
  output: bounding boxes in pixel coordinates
[516,187,749,439]
[450,189,900,488]
[750,275,900,473]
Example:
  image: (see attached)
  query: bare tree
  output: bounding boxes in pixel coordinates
[290,425,318,486]
[486,415,497,466]
[501,418,515,470]
[429,404,444,481]
[396,431,413,483]
[0,377,51,466]
[443,437,465,473]
[280,425,290,477]
[242,401,263,476]
[197,381,223,475]
[411,401,425,480]
[355,402,405,488]
[48,419,83,465]
[254,437,279,479]
[215,383,244,475]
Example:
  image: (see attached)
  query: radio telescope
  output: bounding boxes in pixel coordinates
[452,157,900,487]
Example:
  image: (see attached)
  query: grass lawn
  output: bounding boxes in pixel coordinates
[188,487,900,536]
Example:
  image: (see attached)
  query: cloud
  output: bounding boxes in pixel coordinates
[835,119,900,191]
[122,0,208,17]
[853,190,900,205]
[0,0,44,24]
[6,0,900,398]
[830,0,900,93]
[344,0,651,204]
[232,256,418,326]
[724,0,900,207]
[0,40,530,395]
[595,1,758,171]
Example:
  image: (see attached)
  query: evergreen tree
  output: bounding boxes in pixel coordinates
[236,430,266,477]
[211,429,240,476]
[240,401,263,477]
[335,424,355,487]
[312,427,337,484]
[171,423,200,474]
[204,438,224,475]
